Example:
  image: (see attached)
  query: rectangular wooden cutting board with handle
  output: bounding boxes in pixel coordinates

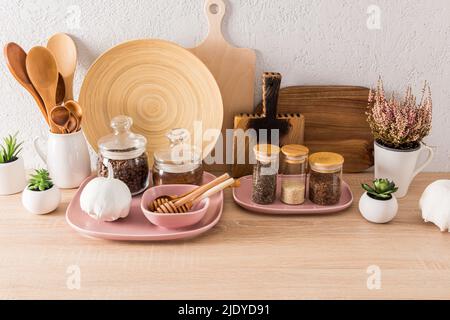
[189,0,256,169]
[255,86,374,173]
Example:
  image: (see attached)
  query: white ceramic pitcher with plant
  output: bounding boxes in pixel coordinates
[34,130,91,189]
[367,78,434,198]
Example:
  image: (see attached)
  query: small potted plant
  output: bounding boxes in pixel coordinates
[359,178,399,224]
[367,78,434,198]
[22,169,61,215]
[0,132,27,195]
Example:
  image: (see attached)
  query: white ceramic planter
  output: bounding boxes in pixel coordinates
[22,185,61,215]
[374,141,434,198]
[359,192,398,224]
[34,130,91,189]
[0,157,27,195]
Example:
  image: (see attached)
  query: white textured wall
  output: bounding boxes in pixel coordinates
[0,0,449,171]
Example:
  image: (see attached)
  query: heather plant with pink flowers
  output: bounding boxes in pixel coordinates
[367,78,432,150]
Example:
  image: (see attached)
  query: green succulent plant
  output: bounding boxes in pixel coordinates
[362,178,398,200]
[0,132,23,164]
[28,169,54,192]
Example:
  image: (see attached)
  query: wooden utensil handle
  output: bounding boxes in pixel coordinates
[262,72,282,119]
[196,178,235,201]
[175,173,230,206]
[204,0,226,39]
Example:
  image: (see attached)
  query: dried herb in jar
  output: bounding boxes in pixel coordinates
[309,170,341,205]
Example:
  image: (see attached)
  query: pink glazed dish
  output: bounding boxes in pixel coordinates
[233,175,353,215]
[141,185,210,229]
[66,172,223,241]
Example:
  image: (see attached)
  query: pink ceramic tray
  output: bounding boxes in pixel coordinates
[233,175,353,215]
[66,172,223,241]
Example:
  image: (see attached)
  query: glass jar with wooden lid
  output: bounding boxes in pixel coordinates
[252,144,280,205]
[309,152,344,205]
[280,144,309,205]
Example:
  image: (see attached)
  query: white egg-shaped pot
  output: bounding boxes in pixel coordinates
[0,157,27,195]
[22,185,61,215]
[359,192,398,224]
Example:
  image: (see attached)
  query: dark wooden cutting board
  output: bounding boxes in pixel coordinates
[256,86,374,172]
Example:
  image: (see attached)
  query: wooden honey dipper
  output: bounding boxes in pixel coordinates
[148,173,230,211]
[156,178,236,214]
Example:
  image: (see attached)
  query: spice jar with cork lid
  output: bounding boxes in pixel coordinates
[152,128,203,186]
[252,144,280,205]
[309,152,344,205]
[280,144,309,205]
[97,115,150,195]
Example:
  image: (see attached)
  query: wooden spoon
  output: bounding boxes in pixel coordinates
[26,46,60,133]
[56,73,66,105]
[64,100,82,131]
[50,106,70,133]
[3,43,49,125]
[47,33,77,102]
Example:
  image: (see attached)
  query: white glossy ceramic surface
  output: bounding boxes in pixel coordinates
[374,142,434,198]
[22,185,61,215]
[359,192,398,224]
[0,157,27,195]
[34,130,91,189]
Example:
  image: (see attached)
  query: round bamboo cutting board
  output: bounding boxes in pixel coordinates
[79,39,223,162]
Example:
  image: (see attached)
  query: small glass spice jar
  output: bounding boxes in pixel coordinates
[252,144,280,205]
[152,128,203,186]
[309,152,344,206]
[97,115,150,195]
[280,144,309,205]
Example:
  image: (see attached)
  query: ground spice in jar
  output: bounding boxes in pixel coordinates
[98,151,149,194]
[281,180,305,205]
[308,152,344,206]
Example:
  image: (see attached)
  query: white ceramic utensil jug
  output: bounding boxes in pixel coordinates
[374,142,434,198]
[34,130,91,189]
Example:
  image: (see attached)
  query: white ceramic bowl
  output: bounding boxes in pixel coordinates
[22,185,61,215]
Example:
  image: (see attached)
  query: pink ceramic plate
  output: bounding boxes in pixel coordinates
[233,175,353,215]
[66,172,223,241]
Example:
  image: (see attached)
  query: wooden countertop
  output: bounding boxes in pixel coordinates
[0,173,449,300]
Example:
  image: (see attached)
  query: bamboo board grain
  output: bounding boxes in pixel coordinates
[79,39,223,163]
[256,86,374,172]
[0,173,449,300]
[189,0,256,168]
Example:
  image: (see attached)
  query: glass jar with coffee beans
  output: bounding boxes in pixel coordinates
[280,144,309,205]
[97,115,149,195]
[308,152,344,206]
[252,144,280,205]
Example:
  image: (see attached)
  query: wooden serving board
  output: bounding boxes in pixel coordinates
[256,86,373,172]
[189,0,256,168]
[232,73,305,178]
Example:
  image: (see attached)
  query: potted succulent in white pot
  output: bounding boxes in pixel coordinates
[359,179,399,224]
[22,169,61,215]
[367,78,434,198]
[0,132,27,195]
